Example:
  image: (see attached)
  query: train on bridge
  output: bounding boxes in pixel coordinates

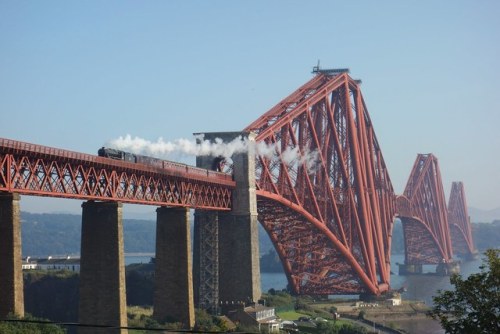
[98,146,231,181]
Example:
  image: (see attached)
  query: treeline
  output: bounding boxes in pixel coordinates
[23,265,155,323]
[472,221,500,250]
[22,266,229,332]
[22,268,369,334]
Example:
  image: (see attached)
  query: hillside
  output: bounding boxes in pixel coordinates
[20,212,498,261]
[21,212,156,256]
[468,206,500,223]
[21,212,275,257]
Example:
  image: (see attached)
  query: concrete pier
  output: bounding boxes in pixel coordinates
[153,207,195,328]
[0,192,24,318]
[79,201,127,334]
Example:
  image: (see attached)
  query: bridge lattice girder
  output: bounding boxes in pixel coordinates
[448,181,476,256]
[245,73,396,295]
[396,154,453,264]
[0,138,234,210]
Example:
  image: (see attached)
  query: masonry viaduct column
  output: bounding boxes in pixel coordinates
[153,207,195,329]
[79,201,127,334]
[0,192,24,318]
[219,132,261,303]
[195,132,261,306]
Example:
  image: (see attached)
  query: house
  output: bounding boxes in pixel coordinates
[22,257,37,270]
[386,297,402,306]
[223,302,280,333]
[34,256,81,272]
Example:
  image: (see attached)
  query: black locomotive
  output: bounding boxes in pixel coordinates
[97,147,231,180]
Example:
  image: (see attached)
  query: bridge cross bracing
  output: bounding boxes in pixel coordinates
[244,72,395,295]
[239,71,474,295]
[396,154,453,265]
[0,138,234,210]
[448,181,477,257]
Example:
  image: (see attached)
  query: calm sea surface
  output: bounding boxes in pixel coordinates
[125,253,154,265]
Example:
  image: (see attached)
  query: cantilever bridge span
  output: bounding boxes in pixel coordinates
[245,71,396,295]
[243,71,475,295]
[448,181,477,258]
[396,154,454,269]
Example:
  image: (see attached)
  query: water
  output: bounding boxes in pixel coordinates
[389,254,483,305]
[125,253,154,265]
[125,254,484,304]
[261,272,289,292]
[259,253,485,334]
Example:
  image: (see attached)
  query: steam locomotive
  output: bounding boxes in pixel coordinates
[97,147,230,180]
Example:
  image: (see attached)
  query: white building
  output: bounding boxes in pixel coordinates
[224,303,280,333]
[22,257,37,270]
[23,256,81,272]
[387,297,402,306]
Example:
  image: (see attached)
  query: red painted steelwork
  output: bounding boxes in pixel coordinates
[0,138,234,209]
[397,154,453,264]
[245,73,396,295]
[448,182,476,257]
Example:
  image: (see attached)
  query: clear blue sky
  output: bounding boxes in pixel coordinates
[1,1,499,214]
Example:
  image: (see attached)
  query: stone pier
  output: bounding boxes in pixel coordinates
[79,201,127,334]
[398,263,423,275]
[194,132,261,307]
[399,261,461,275]
[0,192,24,318]
[153,207,195,328]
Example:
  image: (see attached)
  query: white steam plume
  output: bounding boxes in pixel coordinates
[106,134,249,159]
[106,134,320,172]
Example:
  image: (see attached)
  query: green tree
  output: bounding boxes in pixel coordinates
[428,249,500,334]
[0,314,66,334]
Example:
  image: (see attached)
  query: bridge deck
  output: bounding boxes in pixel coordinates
[0,138,234,209]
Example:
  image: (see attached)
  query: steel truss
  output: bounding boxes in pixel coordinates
[0,138,234,209]
[448,182,476,257]
[245,72,395,295]
[397,154,453,264]
[196,211,219,312]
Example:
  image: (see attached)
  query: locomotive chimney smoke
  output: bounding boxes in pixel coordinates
[107,134,319,170]
[256,141,319,172]
[107,134,249,159]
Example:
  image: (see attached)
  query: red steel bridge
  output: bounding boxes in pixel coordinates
[396,154,454,272]
[0,138,234,209]
[243,69,475,295]
[448,181,477,258]
[0,69,476,297]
